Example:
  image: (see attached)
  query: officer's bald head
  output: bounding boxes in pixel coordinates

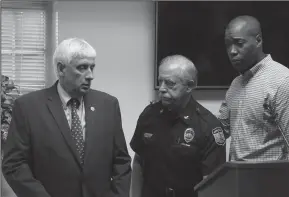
[159,55,198,87]
[226,15,262,41]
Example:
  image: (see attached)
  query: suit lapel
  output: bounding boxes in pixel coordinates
[46,82,82,168]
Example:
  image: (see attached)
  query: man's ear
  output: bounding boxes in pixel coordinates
[256,34,262,47]
[186,80,196,92]
[57,62,66,76]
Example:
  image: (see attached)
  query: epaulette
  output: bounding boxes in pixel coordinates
[195,101,219,124]
[139,100,160,118]
[149,100,158,105]
[195,101,209,116]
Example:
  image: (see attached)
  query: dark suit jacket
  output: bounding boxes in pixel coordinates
[2,82,131,197]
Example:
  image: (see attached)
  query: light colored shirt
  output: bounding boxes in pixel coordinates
[219,55,289,161]
[57,82,86,140]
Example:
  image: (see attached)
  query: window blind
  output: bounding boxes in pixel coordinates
[1,1,48,95]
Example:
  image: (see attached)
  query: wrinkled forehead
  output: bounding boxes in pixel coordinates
[72,47,96,58]
[71,56,96,65]
[69,56,95,68]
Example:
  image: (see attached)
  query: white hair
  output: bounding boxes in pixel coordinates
[53,38,97,77]
[160,54,198,84]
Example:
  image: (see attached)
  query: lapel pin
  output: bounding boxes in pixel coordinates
[90,107,95,111]
[184,116,189,119]
[160,109,164,114]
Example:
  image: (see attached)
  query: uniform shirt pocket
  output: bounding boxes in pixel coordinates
[171,137,201,160]
[142,132,156,145]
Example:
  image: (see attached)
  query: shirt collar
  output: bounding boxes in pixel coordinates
[179,96,197,117]
[57,82,83,107]
[243,54,272,80]
[161,95,198,121]
[178,96,205,125]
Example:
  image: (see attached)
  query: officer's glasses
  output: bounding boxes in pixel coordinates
[158,78,189,89]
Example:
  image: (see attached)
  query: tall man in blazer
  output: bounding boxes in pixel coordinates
[2,38,132,197]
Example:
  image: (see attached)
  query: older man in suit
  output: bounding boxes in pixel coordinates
[2,38,131,197]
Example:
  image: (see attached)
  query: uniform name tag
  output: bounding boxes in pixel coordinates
[144,133,153,138]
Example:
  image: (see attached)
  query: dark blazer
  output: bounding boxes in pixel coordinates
[2,82,131,197]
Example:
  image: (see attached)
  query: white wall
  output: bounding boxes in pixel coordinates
[55,1,155,157]
[54,1,230,159]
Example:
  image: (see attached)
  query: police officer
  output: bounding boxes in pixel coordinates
[130,55,226,197]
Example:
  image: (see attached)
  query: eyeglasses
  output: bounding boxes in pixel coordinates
[158,78,176,89]
[159,78,190,89]
[158,78,194,89]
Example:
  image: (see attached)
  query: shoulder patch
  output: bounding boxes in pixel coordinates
[212,127,226,146]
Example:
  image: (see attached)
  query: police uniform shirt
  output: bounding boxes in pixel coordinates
[130,96,226,196]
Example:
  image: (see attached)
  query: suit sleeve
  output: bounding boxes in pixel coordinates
[201,119,226,176]
[2,99,51,197]
[106,99,131,197]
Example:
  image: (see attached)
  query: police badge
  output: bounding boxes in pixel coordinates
[184,128,195,143]
[212,127,225,146]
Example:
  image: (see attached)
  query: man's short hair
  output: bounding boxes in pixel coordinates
[53,38,96,76]
[160,54,198,85]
